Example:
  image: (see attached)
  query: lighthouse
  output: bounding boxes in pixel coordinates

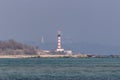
[56,30,64,52]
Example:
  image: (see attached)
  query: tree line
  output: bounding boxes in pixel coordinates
[0,40,37,55]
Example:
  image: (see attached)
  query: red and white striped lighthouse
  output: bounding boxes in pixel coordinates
[56,30,64,52]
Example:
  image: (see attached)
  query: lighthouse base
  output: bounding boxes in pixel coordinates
[56,48,64,52]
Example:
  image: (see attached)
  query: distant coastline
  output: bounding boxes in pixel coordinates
[0,54,120,58]
[0,39,120,58]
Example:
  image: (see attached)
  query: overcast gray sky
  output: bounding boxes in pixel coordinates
[0,0,120,46]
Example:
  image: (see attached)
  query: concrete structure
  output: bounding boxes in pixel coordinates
[64,50,72,54]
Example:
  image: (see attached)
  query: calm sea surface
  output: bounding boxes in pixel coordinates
[0,58,120,80]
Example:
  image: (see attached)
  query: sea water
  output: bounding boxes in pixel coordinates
[0,58,120,80]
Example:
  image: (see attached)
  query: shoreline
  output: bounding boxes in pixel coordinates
[0,54,88,58]
[0,54,119,58]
